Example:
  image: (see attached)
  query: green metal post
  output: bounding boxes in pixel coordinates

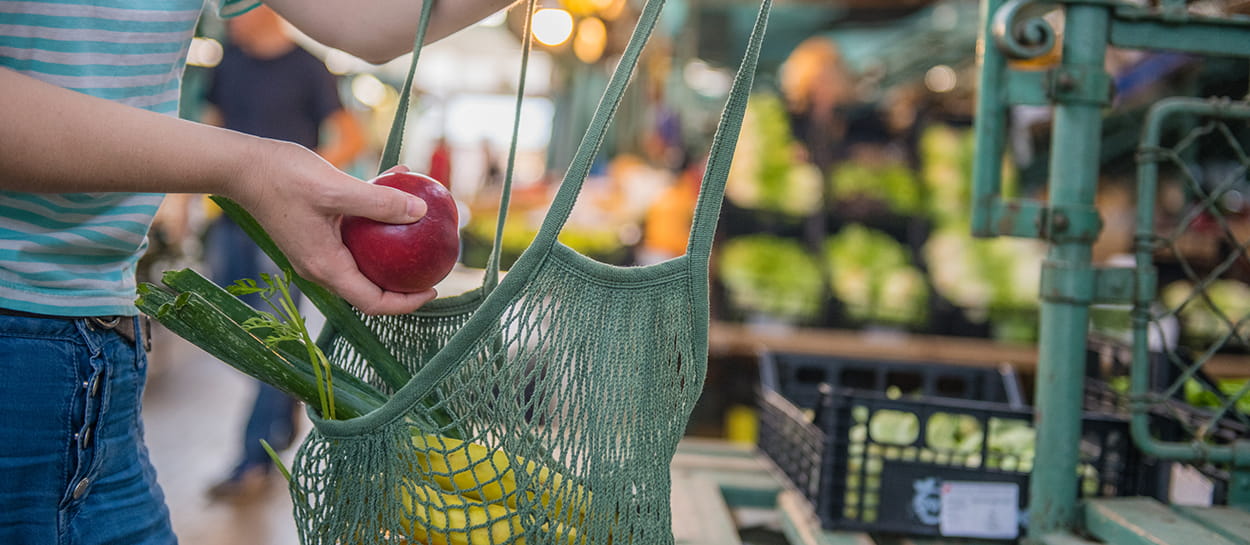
[1028,4,1110,539]
[972,0,1008,237]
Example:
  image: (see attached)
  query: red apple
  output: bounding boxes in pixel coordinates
[341,172,460,293]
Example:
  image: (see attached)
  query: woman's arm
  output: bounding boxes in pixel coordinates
[0,67,436,315]
[264,0,519,64]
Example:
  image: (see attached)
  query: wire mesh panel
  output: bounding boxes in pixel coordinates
[1132,98,1250,500]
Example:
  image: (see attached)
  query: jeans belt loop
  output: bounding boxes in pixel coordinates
[89,316,122,330]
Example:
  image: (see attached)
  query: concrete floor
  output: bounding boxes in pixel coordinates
[142,323,306,545]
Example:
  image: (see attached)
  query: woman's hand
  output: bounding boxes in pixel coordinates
[228,142,436,315]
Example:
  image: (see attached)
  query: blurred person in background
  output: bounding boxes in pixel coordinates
[480,137,503,188]
[199,4,365,500]
[0,1,515,544]
[428,135,453,189]
[780,36,859,174]
[638,152,706,265]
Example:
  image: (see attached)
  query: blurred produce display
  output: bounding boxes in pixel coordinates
[464,211,628,267]
[924,225,1045,323]
[717,234,825,322]
[918,124,977,224]
[712,90,1049,340]
[823,224,927,326]
[1161,279,1250,348]
[828,160,922,216]
[727,93,824,217]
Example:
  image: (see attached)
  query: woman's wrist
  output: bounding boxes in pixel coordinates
[209,134,294,207]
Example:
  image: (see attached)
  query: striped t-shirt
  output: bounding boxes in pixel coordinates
[0,0,256,316]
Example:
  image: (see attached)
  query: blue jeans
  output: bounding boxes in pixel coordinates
[0,314,176,545]
[205,217,299,476]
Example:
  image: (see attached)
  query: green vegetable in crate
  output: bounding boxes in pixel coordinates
[924,224,1044,326]
[1161,279,1250,346]
[828,160,922,216]
[1185,378,1250,416]
[924,412,982,454]
[868,410,919,446]
[823,225,928,326]
[919,124,973,224]
[726,92,822,216]
[718,234,824,321]
[987,418,1035,471]
[918,124,1017,226]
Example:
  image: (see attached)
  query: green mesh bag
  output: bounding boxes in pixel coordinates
[217,0,767,543]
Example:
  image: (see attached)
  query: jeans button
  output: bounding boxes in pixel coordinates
[80,428,93,448]
[72,478,90,500]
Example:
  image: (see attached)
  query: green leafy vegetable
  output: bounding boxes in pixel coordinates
[229,273,336,419]
[1162,279,1250,347]
[718,234,824,321]
[726,93,822,216]
[823,225,928,326]
[829,161,922,216]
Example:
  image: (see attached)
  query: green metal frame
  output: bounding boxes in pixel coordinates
[1132,97,1250,507]
[973,0,1250,541]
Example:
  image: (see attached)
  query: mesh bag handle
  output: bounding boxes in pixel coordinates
[482,0,537,294]
[374,0,433,176]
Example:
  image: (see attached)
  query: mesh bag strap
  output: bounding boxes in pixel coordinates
[686,0,771,265]
[376,0,434,175]
[529,0,771,261]
[484,0,537,294]
[527,0,668,248]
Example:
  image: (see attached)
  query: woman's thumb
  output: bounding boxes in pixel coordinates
[344,182,427,224]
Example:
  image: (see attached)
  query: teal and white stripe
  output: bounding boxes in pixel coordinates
[0,0,256,316]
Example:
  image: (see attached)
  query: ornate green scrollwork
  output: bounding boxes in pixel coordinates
[991,0,1059,60]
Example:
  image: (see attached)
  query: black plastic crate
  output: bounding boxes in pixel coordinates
[821,391,1133,538]
[757,352,1137,540]
[760,351,1021,410]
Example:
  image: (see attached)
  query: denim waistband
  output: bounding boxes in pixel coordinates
[0,308,144,348]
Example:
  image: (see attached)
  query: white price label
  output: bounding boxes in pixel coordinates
[939,481,1020,539]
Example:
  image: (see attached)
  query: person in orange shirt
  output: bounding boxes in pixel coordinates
[639,154,706,265]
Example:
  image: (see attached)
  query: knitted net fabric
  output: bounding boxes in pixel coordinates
[286,0,771,543]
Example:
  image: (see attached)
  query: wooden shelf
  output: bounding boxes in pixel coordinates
[709,321,1248,378]
[709,321,1037,370]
